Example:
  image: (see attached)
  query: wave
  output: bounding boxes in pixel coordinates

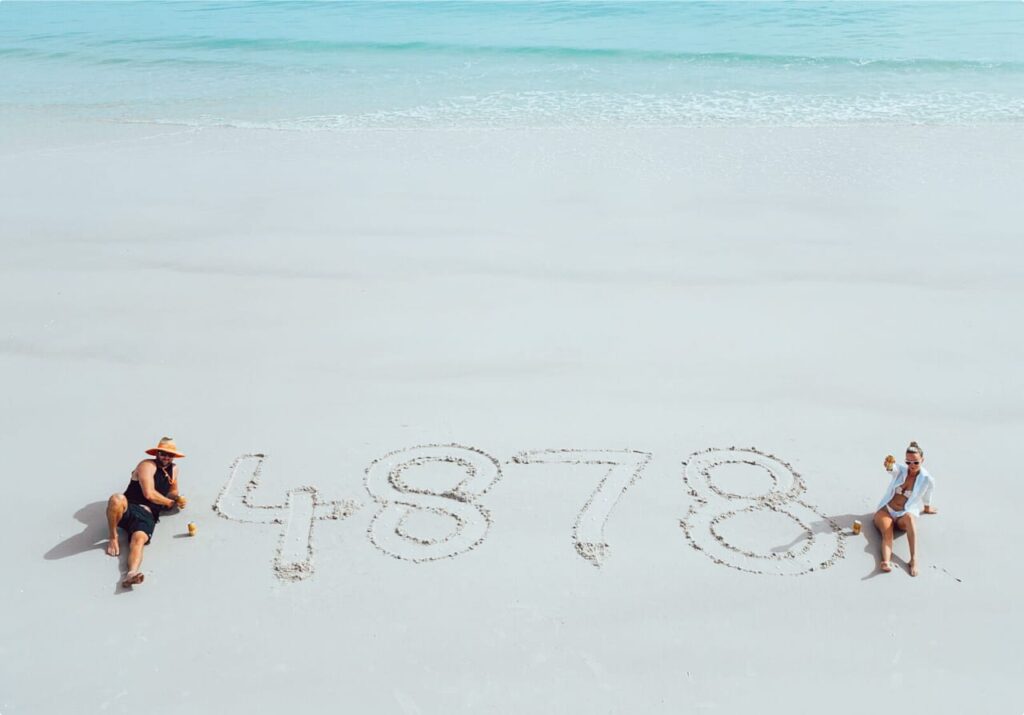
[160,38,1022,72]
[2,37,1021,73]
[128,90,1024,130]
[0,45,265,70]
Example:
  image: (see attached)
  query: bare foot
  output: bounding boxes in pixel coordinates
[880,561,893,573]
[908,560,919,577]
[121,571,144,588]
[106,537,120,557]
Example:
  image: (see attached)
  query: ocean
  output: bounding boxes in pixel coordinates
[2,0,1023,129]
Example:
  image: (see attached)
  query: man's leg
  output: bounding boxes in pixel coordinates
[122,531,149,587]
[106,494,128,556]
[897,514,918,576]
[873,508,894,572]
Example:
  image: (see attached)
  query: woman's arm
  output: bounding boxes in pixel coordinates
[922,478,937,514]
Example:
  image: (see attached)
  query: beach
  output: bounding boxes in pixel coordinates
[4,1,1024,711]
[3,121,1023,713]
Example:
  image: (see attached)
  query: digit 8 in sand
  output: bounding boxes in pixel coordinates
[680,447,845,576]
[365,444,503,563]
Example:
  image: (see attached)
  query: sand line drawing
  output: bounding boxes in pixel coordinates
[365,444,503,563]
[214,453,361,581]
[510,449,652,566]
[679,447,845,576]
[931,565,963,583]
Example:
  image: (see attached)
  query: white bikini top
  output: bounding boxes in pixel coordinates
[894,482,915,499]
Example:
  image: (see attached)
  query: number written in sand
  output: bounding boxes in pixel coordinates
[679,447,845,576]
[511,449,651,566]
[215,443,849,580]
[364,444,503,563]
[214,453,360,581]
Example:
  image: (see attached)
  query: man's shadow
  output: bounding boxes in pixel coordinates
[45,501,109,560]
[45,501,135,593]
[771,511,908,579]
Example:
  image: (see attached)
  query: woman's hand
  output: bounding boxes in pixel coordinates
[883,455,896,471]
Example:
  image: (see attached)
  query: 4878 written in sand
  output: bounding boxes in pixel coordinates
[212,443,845,581]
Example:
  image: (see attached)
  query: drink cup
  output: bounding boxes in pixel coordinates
[852,520,862,535]
[187,522,197,536]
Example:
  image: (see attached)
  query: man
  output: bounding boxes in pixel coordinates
[106,437,187,588]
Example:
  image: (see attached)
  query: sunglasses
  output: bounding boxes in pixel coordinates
[157,451,176,458]
[906,460,920,465]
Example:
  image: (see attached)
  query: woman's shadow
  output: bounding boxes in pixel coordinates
[45,501,134,592]
[771,511,908,579]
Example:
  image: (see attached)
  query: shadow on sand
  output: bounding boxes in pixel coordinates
[770,510,914,579]
[44,500,139,594]
[44,501,109,560]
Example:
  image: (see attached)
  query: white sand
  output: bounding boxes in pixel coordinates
[4,123,1024,713]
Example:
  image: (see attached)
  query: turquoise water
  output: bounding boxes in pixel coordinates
[2,1,1023,128]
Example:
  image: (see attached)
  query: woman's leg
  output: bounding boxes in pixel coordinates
[873,508,894,572]
[896,514,918,576]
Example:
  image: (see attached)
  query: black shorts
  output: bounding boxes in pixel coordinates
[117,503,156,543]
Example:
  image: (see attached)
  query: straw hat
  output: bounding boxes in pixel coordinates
[145,436,186,459]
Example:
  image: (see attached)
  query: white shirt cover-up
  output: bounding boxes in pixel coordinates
[877,463,935,517]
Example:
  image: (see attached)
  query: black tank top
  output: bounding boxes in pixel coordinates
[124,461,173,521]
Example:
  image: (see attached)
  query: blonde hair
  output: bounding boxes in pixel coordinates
[906,440,924,456]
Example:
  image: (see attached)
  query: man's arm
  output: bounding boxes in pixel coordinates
[136,461,177,509]
[167,464,179,498]
[167,465,186,508]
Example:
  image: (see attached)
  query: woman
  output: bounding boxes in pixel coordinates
[873,441,938,576]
